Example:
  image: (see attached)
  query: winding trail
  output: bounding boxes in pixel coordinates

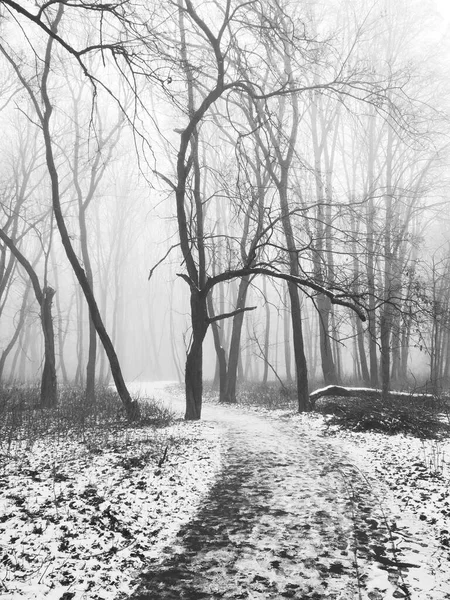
[127,384,446,600]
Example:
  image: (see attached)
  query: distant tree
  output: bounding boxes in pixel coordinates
[0,230,57,407]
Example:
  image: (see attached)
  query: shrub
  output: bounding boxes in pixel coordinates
[236,381,297,409]
[316,394,450,439]
[0,384,175,453]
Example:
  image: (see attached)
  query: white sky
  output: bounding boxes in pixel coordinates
[436,0,450,24]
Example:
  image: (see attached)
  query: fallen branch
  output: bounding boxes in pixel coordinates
[309,385,436,406]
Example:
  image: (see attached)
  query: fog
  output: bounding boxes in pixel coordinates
[1,0,450,413]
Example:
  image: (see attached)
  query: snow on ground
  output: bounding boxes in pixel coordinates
[0,387,223,599]
[2,383,450,599]
[286,410,450,598]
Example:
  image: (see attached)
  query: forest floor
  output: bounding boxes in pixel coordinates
[1,382,450,599]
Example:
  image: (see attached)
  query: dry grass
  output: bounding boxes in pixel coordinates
[0,384,175,456]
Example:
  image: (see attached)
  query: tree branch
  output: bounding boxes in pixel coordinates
[148,243,180,281]
[207,305,256,325]
[205,267,367,321]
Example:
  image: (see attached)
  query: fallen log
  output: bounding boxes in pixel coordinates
[309,385,436,407]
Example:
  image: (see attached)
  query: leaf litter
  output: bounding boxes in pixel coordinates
[0,408,223,600]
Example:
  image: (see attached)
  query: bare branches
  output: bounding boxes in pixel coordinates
[148,243,181,281]
[206,266,367,321]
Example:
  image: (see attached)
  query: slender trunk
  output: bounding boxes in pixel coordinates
[207,292,227,401]
[356,316,370,383]
[37,9,138,419]
[0,281,31,382]
[97,282,109,384]
[262,278,270,385]
[75,285,84,386]
[352,317,362,382]
[380,122,394,400]
[278,169,310,410]
[169,287,183,383]
[10,325,26,381]
[366,115,379,387]
[51,249,69,383]
[224,276,251,403]
[283,287,292,383]
[310,95,337,385]
[244,336,253,382]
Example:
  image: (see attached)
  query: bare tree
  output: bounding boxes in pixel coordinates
[0,5,139,418]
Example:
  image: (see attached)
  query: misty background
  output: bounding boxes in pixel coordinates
[1,0,450,404]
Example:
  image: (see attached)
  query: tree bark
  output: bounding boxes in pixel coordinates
[283,287,292,383]
[40,286,57,407]
[185,290,209,420]
[366,114,379,388]
[224,276,251,403]
[207,291,228,402]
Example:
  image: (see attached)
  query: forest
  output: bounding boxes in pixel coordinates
[1,1,450,598]
[0,0,449,420]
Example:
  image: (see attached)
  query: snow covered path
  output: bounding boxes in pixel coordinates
[127,386,449,600]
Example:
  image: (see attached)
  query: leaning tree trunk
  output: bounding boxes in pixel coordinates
[37,9,139,419]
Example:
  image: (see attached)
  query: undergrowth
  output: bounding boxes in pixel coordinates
[316,395,450,439]
[0,384,175,455]
[235,381,297,409]
[206,380,450,439]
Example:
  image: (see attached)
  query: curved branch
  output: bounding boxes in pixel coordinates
[205,266,367,321]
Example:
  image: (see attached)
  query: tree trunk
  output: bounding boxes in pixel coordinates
[33,9,139,419]
[207,291,227,402]
[0,281,31,382]
[40,286,57,407]
[366,114,379,388]
[0,230,58,406]
[278,169,310,411]
[284,291,292,383]
[380,120,395,400]
[262,277,271,385]
[74,285,84,386]
[288,282,310,410]
[317,295,337,384]
[185,290,209,420]
[356,316,370,383]
[224,275,251,403]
